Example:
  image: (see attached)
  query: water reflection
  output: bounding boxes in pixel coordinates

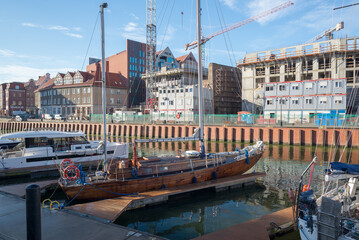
[92,135,358,239]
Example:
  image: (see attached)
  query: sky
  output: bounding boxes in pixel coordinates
[0,0,358,83]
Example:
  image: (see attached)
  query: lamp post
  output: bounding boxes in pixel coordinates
[277,97,287,127]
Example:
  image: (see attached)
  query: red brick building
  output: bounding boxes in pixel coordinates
[24,79,38,116]
[87,39,146,108]
[0,82,26,116]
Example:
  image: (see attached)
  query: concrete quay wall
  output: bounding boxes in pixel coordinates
[1,121,358,147]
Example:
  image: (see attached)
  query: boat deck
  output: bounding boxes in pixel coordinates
[67,172,265,222]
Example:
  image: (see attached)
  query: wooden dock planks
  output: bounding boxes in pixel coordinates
[193,207,294,240]
[0,179,57,198]
[67,172,265,222]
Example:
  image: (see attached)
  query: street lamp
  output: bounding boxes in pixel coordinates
[277,97,287,127]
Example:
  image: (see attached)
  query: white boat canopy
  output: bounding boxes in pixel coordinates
[0,131,86,139]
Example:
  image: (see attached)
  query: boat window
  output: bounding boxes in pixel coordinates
[25,137,50,148]
[70,136,89,145]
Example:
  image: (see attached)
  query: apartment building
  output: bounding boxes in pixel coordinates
[35,65,128,118]
[204,63,241,114]
[263,78,346,123]
[0,82,26,116]
[237,37,359,114]
[155,84,213,122]
[24,79,37,116]
[87,39,146,108]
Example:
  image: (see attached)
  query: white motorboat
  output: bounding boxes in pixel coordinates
[0,130,129,177]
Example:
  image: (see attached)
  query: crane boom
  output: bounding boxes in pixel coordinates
[185,1,294,50]
[306,21,344,43]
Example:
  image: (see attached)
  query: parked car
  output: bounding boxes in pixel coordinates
[54,114,65,121]
[44,114,54,120]
[15,115,23,122]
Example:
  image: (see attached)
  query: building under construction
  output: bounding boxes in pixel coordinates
[204,63,241,114]
[237,36,359,114]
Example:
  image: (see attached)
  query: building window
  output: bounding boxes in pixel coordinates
[319,81,327,88]
[87,88,90,93]
[305,98,313,104]
[110,98,114,104]
[169,100,174,105]
[185,89,188,92]
[334,97,342,104]
[117,98,121,104]
[319,97,327,104]
[57,98,60,104]
[111,89,114,94]
[83,97,86,103]
[15,85,19,90]
[77,98,80,104]
[279,85,285,91]
[266,99,273,105]
[83,88,86,93]
[292,84,299,90]
[67,89,70,95]
[117,90,121,95]
[292,99,299,105]
[265,86,274,91]
[190,88,192,92]
[63,98,66,104]
[87,97,90,103]
[72,89,76,94]
[305,82,313,89]
[335,81,343,88]
[77,89,80,94]
[18,101,22,105]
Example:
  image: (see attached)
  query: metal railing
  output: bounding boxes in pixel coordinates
[89,113,359,127]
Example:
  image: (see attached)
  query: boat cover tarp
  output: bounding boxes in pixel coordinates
[330,162,359,175]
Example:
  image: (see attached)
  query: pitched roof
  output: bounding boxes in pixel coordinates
[176,54,189,63]
[35,74,50,87]
[156,49,164,55]
[35,78,54,92]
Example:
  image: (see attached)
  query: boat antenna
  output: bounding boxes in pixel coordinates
[100,2,108,172]
[196,0,205,157]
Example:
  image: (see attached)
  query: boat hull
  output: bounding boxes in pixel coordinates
[60,153,263,201]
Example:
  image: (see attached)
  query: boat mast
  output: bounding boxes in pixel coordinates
[196,0,205,156]
[100,2,108,171]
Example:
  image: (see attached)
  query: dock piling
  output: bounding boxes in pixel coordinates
[26,184,41,240]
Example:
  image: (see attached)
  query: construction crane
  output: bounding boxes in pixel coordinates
[306,21,344,43]
[184,1,294,50]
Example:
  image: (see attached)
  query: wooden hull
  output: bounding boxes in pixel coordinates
[60,153,263,201]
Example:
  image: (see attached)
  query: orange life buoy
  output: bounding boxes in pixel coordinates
[63,165,80,181]
[60,158,74,171]
[303,184,309,192]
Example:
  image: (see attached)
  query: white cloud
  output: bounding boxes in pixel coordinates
[220,0,237,9]
[22,22,39,28]
[121,22,146,42]
[0,49,16,57]
[130,13,139,20]
[0,65,75,83]
[64,32,83,39]
[49,25,70,31]
[21,22,83,39]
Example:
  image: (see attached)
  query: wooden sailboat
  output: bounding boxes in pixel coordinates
[59,1,265,202]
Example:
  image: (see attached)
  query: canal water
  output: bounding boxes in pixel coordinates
[109,138,356,240]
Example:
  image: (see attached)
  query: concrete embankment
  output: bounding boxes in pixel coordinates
[1,121,358,147]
